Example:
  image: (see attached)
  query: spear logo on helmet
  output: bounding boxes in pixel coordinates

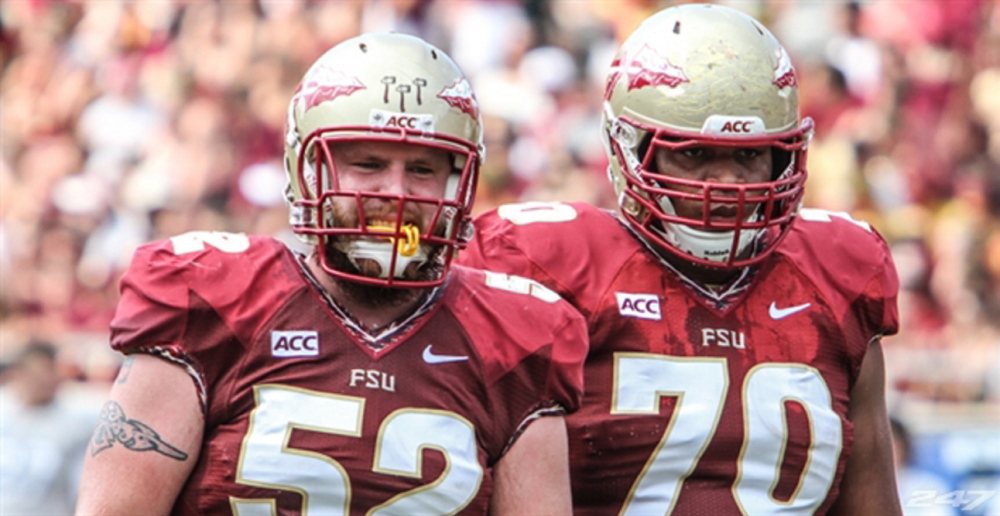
[773,47,798,89]
[622,44,690,91]
[437,78,479,120]
[295,66,367,110]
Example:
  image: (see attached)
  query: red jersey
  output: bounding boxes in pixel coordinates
[460,202,899,515]
[109,231,587,515]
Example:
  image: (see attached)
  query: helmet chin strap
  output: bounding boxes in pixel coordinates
[654,198,763,264]
[335,240,429,279]
[652,222,761,264]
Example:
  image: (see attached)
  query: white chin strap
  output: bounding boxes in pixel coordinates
[334,240,429,279]
[654,198,762,264]
[653,222,761,263]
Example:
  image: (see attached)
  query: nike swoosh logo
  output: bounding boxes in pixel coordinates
[768,302,812,320]
[422,345,469,364]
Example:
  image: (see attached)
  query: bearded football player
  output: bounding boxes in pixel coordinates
[461,5,902,515]
[77,33,586,516]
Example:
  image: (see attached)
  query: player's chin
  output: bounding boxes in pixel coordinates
[326,240,445,283]
[351,256,426,282]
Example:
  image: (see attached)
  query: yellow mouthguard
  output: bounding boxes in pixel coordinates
[367,223,421,256]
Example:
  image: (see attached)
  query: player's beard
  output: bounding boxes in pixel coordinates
[321,201,448,309]
[322,240,445,309]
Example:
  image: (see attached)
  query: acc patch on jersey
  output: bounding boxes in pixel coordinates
[616,292,662,320]
[271,330,320,357]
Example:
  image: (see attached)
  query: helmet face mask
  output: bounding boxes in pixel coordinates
[284,34,483,288]
[294,128,479,286]
[603,4,814,269]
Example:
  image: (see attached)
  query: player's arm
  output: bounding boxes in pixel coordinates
[76,353,203,516]
[489,414,572,516]
[828,339,902,516]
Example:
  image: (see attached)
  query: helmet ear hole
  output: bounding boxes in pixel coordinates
[637,134,657,173]
[771,147,793,180]
[445,173,460,201]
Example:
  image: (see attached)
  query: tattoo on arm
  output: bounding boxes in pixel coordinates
[116,356,135,384]
[90,400,189,461]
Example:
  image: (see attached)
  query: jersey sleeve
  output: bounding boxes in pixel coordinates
[112,241,192,353]
[460,202,638,320]
[109,233,296,410]
[836,223,899,382]
[447,267,588,459]
[461,207,571,301]
[110,239,209,408]
[782,210,900,371]
[489,290,588,459]
[855,226,899,340]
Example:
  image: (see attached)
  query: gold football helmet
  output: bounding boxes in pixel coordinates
[284,33,483,287]
[603,4,813,268]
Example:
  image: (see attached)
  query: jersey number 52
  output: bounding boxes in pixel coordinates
[233,385,482,515]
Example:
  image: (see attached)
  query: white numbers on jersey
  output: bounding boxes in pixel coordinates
[614,355,728,515]
[613,354,843,515]
[734,364,842,513]
[170,231,251,255]
[233,385,483,516]
[484,271,561,303]
[370,410,482,515]
[497,201,578,225]
[798,208,871,232]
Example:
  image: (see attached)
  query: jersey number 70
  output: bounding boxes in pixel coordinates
[614,354,843,515]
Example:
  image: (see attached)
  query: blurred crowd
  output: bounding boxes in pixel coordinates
[1,0,999,510]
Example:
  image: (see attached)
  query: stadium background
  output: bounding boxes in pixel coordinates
[1,0,998,513]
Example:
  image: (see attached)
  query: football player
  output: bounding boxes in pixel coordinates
[76,33,587,515]
[460,5,902,515]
